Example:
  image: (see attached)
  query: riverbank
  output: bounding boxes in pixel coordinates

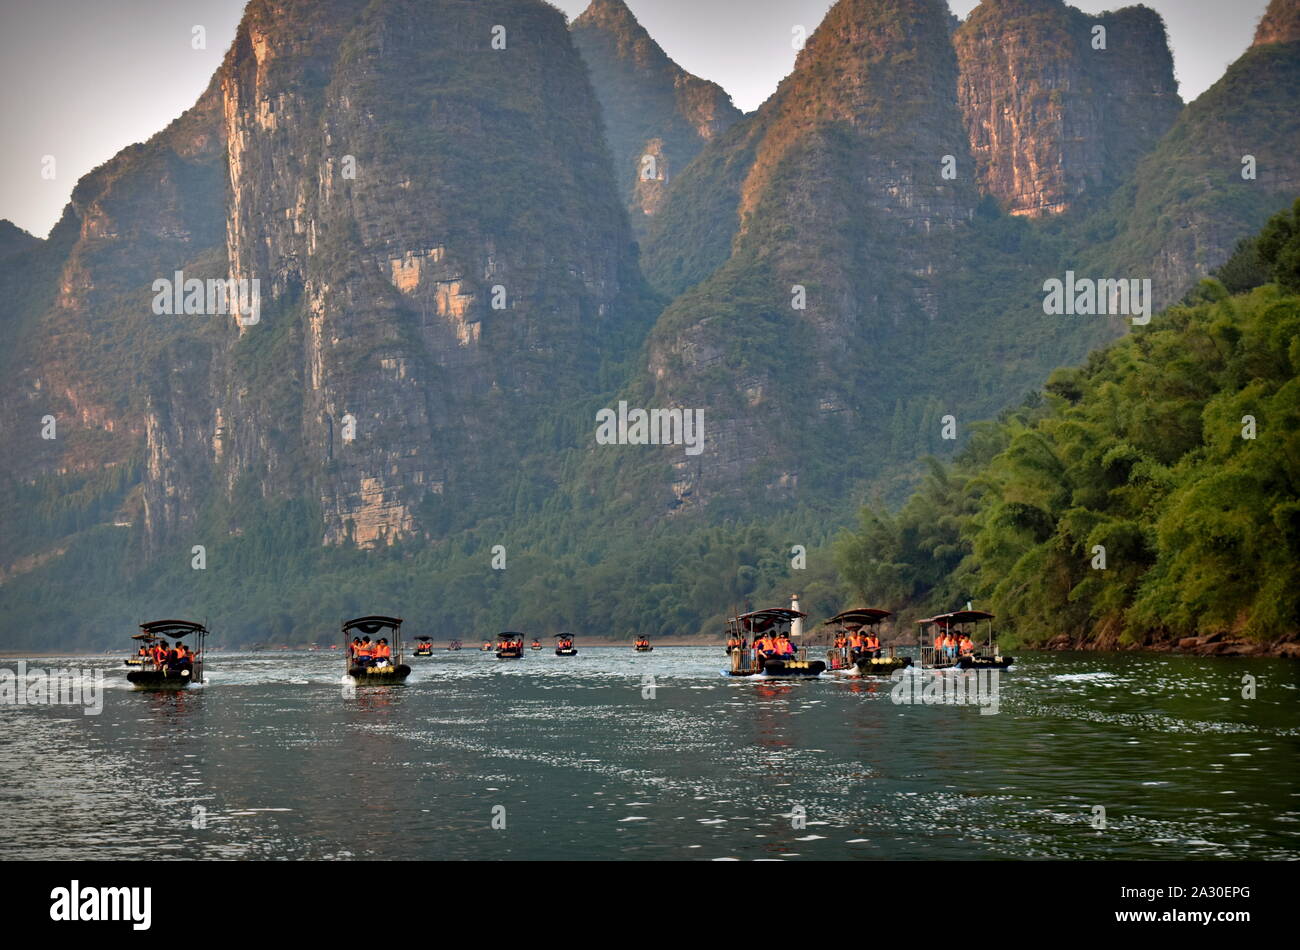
[1036,631,1300,659]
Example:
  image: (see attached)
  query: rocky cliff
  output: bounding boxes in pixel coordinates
[1,0,654,569]
[954,0,1181,217]
[217,0,652,548]
[1084,0,1300,305]
[621,0,987,515]
[571,0,741,238]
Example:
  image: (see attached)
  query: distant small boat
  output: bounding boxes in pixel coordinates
[126,620,207,690]
[530,639,542,651]
[633,637,653,652]
[554,633,577,657]
[413,636,434,657]
[447,639,462,651]
[344,616,412,684]
[480,641,493,652]
[917,610,1013,670]
[497,632,525,659]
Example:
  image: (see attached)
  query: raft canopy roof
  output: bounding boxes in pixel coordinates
[731,607,807,633]
[414,636,432,642]
[139,619,207,639]
[917,610,995,625]
[824,607,892,627]
[343,616,403,635]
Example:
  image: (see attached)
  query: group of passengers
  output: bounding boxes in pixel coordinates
[933,630,976,658]
[833,627,883,660]
[349,636,394,667]
[752,631,798,659]
[134,640,197,675]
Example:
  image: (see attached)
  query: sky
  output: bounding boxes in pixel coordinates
[0,0,1272,238]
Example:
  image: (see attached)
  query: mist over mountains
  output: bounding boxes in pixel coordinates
[1,0,1296,648]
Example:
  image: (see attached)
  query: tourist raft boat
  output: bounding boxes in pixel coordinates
[823,608,913,675]
[530,638,543,651]
[413,636,434,657]
[555,633,577,657]
[916,610,1013,670]
[126,620,207,690]
[447,639,462,651]
[344,616,412,684]
[725,608,826,678]
[633,637,653,652]
[497,632,525,659]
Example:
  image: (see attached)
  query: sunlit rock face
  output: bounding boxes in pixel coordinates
[954,0,1181,218]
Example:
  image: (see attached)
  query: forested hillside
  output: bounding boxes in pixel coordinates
[835,205,1300,654]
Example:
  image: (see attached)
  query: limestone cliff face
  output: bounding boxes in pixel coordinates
[0,71,228,557]
[217,0,646,547]
[1092,0,1300,305]
[1,0,651,566]
[629,0,982,513]
[571,0,741,236]
[954,0,1181,217]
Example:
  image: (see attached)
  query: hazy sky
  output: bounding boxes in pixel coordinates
[0,0,1271,238]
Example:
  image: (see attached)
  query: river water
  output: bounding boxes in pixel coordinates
[1,648,1296,860]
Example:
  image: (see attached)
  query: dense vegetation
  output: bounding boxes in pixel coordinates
[835,204,1300,648]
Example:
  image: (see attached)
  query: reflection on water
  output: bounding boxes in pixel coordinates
[0,648,1296,860]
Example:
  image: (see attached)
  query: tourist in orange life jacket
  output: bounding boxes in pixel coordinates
[349,637,362,662]
[863,631,881,658]
[375,639,392,664]
[357,636,375,667]
[773,633,796,657]
[959,635,974,655]
[755,634,777,658]
[152,641,168,669]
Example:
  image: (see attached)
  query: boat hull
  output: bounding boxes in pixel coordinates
[413,649,433,657]
[496,649,523,659]
[727,658,826,678]
[347,664,411,684]
[126,670,193,690]
[634,646,653,652]
[930,655,1014,671]
[854,655,913,675]
[555,648,577,656]
[957,655,1013,670]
